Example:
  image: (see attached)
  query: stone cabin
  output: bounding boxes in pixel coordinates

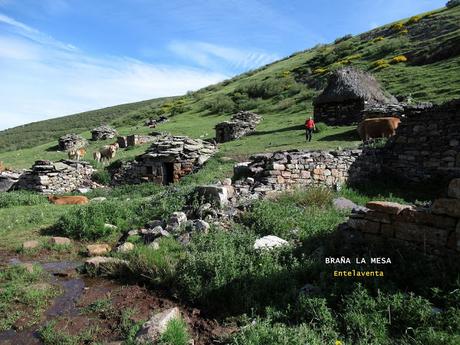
[16,160,94,194]
[58,133,88,151]
[215,111,262,143]
[112,135,218,185]
[91,125,118,141]
[313,67,399,125]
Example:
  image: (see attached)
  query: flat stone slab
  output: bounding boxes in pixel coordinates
[333,197,358,211]
[365,201,412,215]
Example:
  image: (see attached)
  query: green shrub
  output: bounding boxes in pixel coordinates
[237,79,287,99]
[0,191,48,208]
[125,239,185,286]
[314,122,328,133]
[55,200,140,240]
[158,318,190,345]
[230,319,326,345]
[275,187,334,208]
[176,228,302,315]
[92,169,111,185]
[204,94,235,114]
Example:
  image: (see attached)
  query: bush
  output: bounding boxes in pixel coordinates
[125,239,184,286]
[275,187,334,208]
[313,67,328,75]
[176,228,302,315]
[237,79,286,99]
[447,0,460,8]
[230,319,327,345]
[314,122,328,133]
[204,94,235,114]
[372,59,390,69]
[373,36,385,43]
[92,169,111,185]
[391,55,408,63]
[390,22,405,31]
[0,191,47,208]
[406,15,421,25]
[55,200,141,240]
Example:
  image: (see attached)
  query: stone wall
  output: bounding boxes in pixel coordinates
[381,99,460,182]
[346,178,460,257]
[314,100,364,125]
[233,149,381,196]
[16,160,94,194]
[215,111,262,143]
[112,136,217,185]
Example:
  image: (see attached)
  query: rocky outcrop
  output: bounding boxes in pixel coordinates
[16,160,94,194]
[91,125,118,141]
[58,133,88,151]
[215,111,262,143]
[346,179,460,257]
[0,171,21,192]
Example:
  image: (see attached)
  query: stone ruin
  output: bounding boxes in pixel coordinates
[91,125,118,141]
[215,111,262,143]
[345,178,460,258]
[232,149,379,198]
[112,135,218,185]
[16,160,95,194]
[0,171,22,192]
[117,134,160,148]
[58,133,88,151]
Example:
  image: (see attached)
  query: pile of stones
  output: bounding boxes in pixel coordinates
[58,133,88,151]
[215,111,262,143]
[16,160,95,194]
[0,170,22,192]
[91,125,118,141]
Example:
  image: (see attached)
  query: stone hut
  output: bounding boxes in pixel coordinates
[313,67,398,125]
[58,133,88,151]
[91,125,118,141]
[112,136,218,185]
[215,111,262,143]
[16,160,94,194]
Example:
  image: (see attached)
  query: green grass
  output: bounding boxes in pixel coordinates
[0,264,58,331]
[158,317,191,345]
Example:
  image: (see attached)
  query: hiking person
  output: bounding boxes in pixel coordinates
[305,116,316,142]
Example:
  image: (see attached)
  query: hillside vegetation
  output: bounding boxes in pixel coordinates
[1,5,460,169]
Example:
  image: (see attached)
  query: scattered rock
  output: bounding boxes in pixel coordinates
[254,235,288,250]
[117,242,134,253]
[86,244,111,256]
[136,307,181,344]
[168,212,187,228]
[20,262,36,273]
[22,240,40,250]
[222,178,232,186]
[194,185,229,208]
[104,223,117,230]
[149,241,161,250]
[333,197,358,211]
[77,187,90,194]
[84,256,128,276]
[189,219,210,233]
[91,197,107,203]
[49,237,71,246]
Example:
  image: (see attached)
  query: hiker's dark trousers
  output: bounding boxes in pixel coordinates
[306,128,313,142]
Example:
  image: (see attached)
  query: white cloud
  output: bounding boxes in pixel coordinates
[168,40,279,72]
[0,14,229,130]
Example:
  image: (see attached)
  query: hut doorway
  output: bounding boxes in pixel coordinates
[162,162,174,185]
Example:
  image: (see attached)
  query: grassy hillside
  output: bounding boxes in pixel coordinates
[1,5,460,169]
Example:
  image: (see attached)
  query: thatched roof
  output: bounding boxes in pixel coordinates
[313,67,397,105]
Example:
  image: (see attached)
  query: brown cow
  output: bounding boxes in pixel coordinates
[48,195,89,205]
[0,161,4,173]
[93,145,117,163]
[357,117,401,141]
[68,148,86,160]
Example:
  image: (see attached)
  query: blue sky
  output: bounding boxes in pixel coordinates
[0,0,446,130]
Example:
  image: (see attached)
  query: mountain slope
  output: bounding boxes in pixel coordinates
[1,5,459,167]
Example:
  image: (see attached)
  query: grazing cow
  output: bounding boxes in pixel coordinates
[95,145,117,163]
[48,195,89,205]
[0,161,4,173]
[357,117,401,141]
[68,148,86,161]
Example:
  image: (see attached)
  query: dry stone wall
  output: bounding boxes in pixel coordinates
[382,99,460,183]
[215,111,262,143]
[346,178,460,257]
[16,160,94,194]
[233,149,381,196]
